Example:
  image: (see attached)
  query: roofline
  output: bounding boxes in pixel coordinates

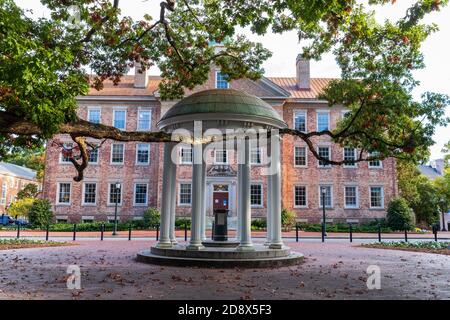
[0,171,37,180]
[259,77,291,97]
[76,95,157,102]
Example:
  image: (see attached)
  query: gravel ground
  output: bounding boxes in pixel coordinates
[0,240,448,300]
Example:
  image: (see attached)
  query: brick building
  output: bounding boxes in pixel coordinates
[0,162,40,214]
[42,56,398,224]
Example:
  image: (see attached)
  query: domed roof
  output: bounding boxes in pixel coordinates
[158,89,287,130]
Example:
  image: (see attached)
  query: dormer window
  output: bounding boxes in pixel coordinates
[215,71,229,89]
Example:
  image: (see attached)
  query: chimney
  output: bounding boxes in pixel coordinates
[296,55,310,90]
[134,63,148,88]
[434,159,445,175]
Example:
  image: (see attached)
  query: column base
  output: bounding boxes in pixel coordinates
[269,243,283,250]
[155,240,173,249]
[236,244,255,251]
[186,243,205,251]
[170,239,178,245]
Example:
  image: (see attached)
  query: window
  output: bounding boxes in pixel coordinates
[108,183,122,205]
[294,146,307,166]
[113,109,126,130]
[111,144,124,164]
[1,182,6,204]
[57,183,71,204]
[370,186,384,208]
[60,143,73,163]
[137,109,151,131]
[216,71,229,89]
[344,186,358,208]
[294,110,307,132]
[317,111,330,131]
[368,152,382,168]
[136,143,150,165]
[215,150,228,164]
[179,183,192,205]
[343,148,357,167]
[250,184,262,207]
[180,147,193,164]
[318,146,331,167]
[88,108,101,124]
[88,146,99,163]
[251,148,262,164]
[294,186,307,207]
[341,110,351,119]
[319,185,332,208]
[134,183,148,205]
[82,183,97,205]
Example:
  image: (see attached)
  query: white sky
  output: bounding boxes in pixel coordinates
[15,0,450,160]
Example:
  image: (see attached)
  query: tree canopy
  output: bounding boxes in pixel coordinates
[1,0,449,181]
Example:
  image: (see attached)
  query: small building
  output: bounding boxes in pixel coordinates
[0,162,40,214]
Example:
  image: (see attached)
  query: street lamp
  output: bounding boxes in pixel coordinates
[440,197,447,231]
[321,187,327,240]
[112,182,121,236]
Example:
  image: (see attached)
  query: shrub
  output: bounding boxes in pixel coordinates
[28,199,53,228]
[17,183,39,199]
[251,218,266,230]
[386,197,415,231]
[175,218,191,229]
[7,198,34,218]
[281,208,296,231]
[143,207,160,228]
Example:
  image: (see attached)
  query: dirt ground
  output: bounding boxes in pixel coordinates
[0,240,448,300]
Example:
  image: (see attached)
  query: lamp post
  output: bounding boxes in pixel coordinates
[112,182,121,236]
[321,187,327,239]
[440,197,447,231]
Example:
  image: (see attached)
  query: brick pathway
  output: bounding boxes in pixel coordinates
[0,240,448,299]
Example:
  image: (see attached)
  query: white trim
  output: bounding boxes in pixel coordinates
[214,149,229,164]
[135,143,151,165]
[178,182,192,206]
[110,143,125,165]
[293,109,307,132]
[294,146,308,168]
[317,146,331,168]
[107,182,122,206]
[250,183,264,208]
[133,182,148,206]
[215,71,229,89]
[368,152,383,169]
[316,110,330,131]
[343,147,357,168]
[81,182,97,206]
[137,108,152,131]
[344,185,359,209]
[58,142,74,164]
[87,107,102,124]
[318,185,333,209]
[180,146,193,165]
[88,145,99,165]
[112,108,127,130]
[250,147,263,165]
[369,186,385,209]
[293,185,308,208]
[56,182,71,205]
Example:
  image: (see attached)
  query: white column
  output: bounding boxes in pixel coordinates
[265,172,273,246]
[237,137,254,251]
[156,142,175,248]
[169,149,177,244]
[187,142,205,250]
[269,132,283,249]
[236,162,241,241]
[200,143,207,241]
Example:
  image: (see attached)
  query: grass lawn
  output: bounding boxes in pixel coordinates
[0,239,72,250]
[363,241,450,255]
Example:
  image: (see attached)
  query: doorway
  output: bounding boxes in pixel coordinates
[212,184,229,210]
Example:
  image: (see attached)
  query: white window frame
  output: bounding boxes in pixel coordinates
[82,182,97,206]
[107,183,123,206]
[343,148,357,168]
[112,108,127,130]
[294,146,308,167]
[133,183,148,206]
[317,146,331,168]
[88,144,99,164]
[293,185,308,208]
[369,186,385,209]
[180,147,193,165]
[59,142,73,164]
[214,149,229,164]
[135,143,150,165]
[316,110,330,132]
[344,185,359,209]
[368,152,383,169]
[250,183,263,208]
[87,107,101,124]
[178,182,192,206]
[293,110,307,132]
[215,71,229,89]
[56,182,71,205]
[110,143,125,165]
[318,185,333,209]
[250,148,262,165]
[137,108,152,131]
[1,182,7,204]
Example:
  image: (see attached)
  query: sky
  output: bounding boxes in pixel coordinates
[14,0,450,160]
